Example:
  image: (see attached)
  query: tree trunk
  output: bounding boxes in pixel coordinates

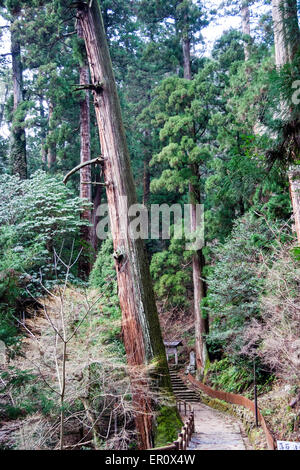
[189,179,209,376]
[272,0,289,66]
[272,0,300,243]
[289,168,300,245]
[143,156,151,206]
[47,100,56,170]
[91,177,102,254]
[39,99,47,167]
[241,1,251,60]
[272,0,300,66]
[0,82,8,129]
[76,1,177,449]
[182,36,192,80]
[182,25,209,376]
[10,8,27,179]
[78,22,92,279]
[142,131,151,207]
[142,118,152,207]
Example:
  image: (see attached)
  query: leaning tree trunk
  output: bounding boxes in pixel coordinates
[77,22,93,279]
[10,9,27,179]
[76,0,178,449]
[182,26,209,377]
[272,0,300,244]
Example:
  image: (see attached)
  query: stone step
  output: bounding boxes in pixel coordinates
[169,372,200,403]
[171,383,188,388]
[174,394,198,398]
[174,394,198,397]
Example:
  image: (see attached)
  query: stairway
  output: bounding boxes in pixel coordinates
[169,371,248,450]
[169,370,200,402]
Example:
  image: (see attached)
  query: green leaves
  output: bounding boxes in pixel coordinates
[150,231,192,307]
[147,66,218,196]
[0,170,92,296]
[205,213,283,362]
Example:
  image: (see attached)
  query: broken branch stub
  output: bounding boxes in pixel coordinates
[63,156,103,185]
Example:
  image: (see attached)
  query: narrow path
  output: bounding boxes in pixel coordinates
[186,402,248,450]
[170,371,251,450]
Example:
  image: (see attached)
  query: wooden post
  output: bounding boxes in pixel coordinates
[174,439,179,450]
[76,0,176,449]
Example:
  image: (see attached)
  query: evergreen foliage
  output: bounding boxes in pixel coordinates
[1,0,300,449]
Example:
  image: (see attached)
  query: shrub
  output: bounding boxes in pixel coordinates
[244,243,300,384]
[0,170,91,298]
[205,212,287,392]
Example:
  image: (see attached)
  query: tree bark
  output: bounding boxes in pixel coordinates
[272,0,300,243]
[143,155,151,206]
[91,176,102,254]
[189,178,209,376]
[77,21,93,279]
[47,100,56,170]
[241,1,251,60]
[76,0,177,449]
[272,0,289,66]
[142,130,151,207]
[10,8,27,179]
[39,99,47,167]
[182,36,192,80]
[272,0,300,66]
[0,81,8,129]
[289,168,300,245]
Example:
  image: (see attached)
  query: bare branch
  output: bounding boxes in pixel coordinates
[63,156,104,184]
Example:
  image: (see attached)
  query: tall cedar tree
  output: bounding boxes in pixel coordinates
[139,0,209,375]
[76,0,179,450]
[77,21,93,278]
[6,1,27,178]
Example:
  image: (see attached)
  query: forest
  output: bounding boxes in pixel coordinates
[0,0,300,453]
